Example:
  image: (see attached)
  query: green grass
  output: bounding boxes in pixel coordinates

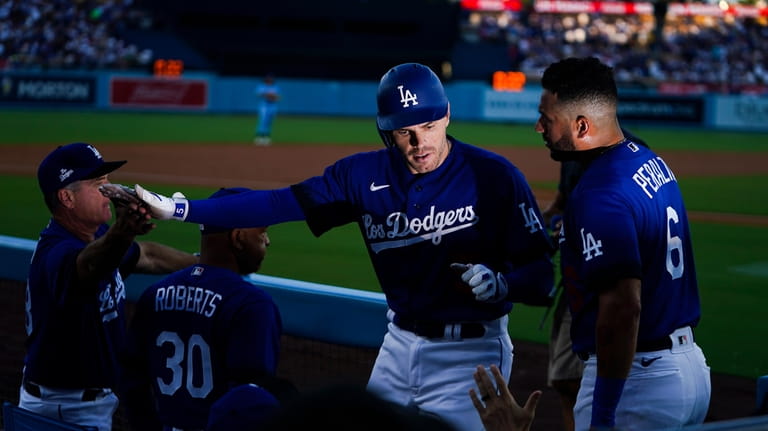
[3,110,768,149]
[678,176,768,215]
[1,111,767,379]
[689,223,768,377]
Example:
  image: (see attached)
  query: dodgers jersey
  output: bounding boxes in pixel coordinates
[560,140,701,355]
[122,265,282,429]
[25,219,137,389]
[291,137,554,322]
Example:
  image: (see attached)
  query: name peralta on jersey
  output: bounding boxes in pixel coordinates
[559,140,701,355]
[291,138,554,322]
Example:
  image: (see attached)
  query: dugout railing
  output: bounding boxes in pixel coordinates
[0,234,766,431]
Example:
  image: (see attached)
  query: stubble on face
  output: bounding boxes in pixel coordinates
[537,91,576,153]
[394,117,451,175]
[546,125,576,153]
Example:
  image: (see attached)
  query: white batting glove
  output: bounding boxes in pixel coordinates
[451,263,509,303]
[134,184,189,221]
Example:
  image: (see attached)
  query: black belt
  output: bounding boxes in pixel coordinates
[23,379,106,402]
[393,315,486,339]
[637,336,673,353]
[576,329,693,361]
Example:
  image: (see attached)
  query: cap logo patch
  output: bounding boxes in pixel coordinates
[59,168,73,182]
[87,144,103,160]
[398,85,418,108]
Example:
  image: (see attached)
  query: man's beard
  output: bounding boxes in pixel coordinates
[547,134,616,163]
[548,146,611,162]
[546,134,578,162]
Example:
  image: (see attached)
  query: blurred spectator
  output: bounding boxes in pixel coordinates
[0,0,154,71]
[4,0,767,93]
[461,6,768,93]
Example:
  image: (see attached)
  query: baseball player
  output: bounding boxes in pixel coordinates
[21,143,197,431]
[536,57,710,430]
[254,74,281,145]
[133,62,555,431]
[542,129,647,431]
[120,187,284,431]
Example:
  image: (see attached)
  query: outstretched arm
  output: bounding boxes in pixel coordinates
[135,185,305,227]
[77,198,153,286]
[135,241,198,274]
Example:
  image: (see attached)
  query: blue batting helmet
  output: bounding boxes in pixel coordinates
[376,63,448,146]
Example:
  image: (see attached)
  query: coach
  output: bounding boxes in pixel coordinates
[19,143,197,431]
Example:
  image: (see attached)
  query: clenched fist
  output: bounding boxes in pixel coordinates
[451,263,509,303]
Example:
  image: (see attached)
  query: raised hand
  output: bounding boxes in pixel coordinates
[470,364,542,431]
[134,184,189,221]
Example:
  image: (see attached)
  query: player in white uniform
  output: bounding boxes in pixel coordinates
[134,63,555,431]
[536,57,710,430]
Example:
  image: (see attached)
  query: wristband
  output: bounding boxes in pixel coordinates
[591,376,626,428]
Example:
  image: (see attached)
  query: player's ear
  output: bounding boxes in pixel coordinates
[229,229,245,251]
[57,188,75,209]
[575,116,589,138]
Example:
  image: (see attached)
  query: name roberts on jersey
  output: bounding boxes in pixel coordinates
[154,280,222,317]
[364,204,478,254]
[632,155,677,199]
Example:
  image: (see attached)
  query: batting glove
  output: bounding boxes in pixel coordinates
[451,263,509,303]
[134,184,189,221]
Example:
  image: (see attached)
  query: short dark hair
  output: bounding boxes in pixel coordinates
[541,57,618,107]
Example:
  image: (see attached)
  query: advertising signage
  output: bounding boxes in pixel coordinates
[0,75,95,105]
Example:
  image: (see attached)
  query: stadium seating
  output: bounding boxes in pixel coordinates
[2,402,98,431]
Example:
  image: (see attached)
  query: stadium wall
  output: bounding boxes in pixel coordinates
[1,69,767,131]
[0,234,387,429]
[0,235,389,349]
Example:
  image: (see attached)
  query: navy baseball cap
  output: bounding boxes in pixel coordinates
[200,187,252,234]
[376,63,449,131]
[37,143,126,195]
[206,383,279,431]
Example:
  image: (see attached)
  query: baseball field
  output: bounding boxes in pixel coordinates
[1,110,767,423]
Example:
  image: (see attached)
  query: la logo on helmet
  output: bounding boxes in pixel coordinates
[398,85,418,108]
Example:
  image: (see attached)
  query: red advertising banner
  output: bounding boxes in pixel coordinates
[110,77,208,109]
[657,82,710,95]
[463,0,768,16]
[461,0,522,11]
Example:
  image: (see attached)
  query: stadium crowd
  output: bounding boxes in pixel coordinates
[2,0,766,92]
[0,0,154,70]
[461,8,768,92]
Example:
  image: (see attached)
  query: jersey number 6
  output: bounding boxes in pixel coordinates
[666,206,684,280]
